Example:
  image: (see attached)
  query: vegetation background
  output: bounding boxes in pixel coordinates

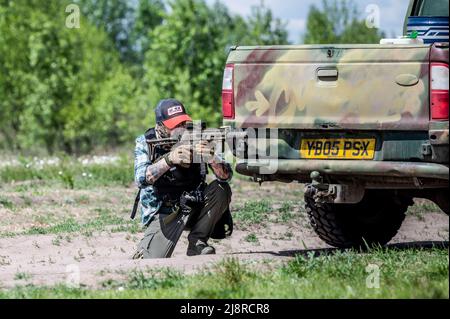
[0,0,383,155]
[0,1,448,299]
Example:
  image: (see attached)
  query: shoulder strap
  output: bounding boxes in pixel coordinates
[130,189,141,220]
[144,127,156,140]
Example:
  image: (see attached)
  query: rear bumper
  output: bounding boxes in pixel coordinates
[236,160,449,181]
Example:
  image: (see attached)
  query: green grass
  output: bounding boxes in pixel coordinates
[101,269,184,290]
[244,233,259,244]
[0,196,14,209]
[0,162,133,189]
[407,200,441,221]
[0,208,142,238]
[234,200,304,226]
[234,200,272,226]
[1,248,447,299]
[277,201,300,223]
[14,272,32,281]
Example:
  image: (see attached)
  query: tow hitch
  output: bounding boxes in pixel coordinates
[304,171,365,206]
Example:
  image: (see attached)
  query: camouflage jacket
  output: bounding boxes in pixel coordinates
[134,134,233,226]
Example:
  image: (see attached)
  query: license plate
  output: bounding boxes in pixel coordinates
[300,138,376,160]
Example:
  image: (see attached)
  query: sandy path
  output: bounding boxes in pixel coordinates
[0,212,447,289]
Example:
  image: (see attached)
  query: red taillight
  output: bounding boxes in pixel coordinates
[431,91,449,119]
[222,91,234,118]
[430,63,449,120]
[222,64,235,119]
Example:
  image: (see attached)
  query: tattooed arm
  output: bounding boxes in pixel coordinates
[194,140,233,182]
[145,158,171,184]
[134,135,170,188]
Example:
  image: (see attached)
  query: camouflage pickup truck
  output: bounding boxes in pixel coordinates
[222,0,449,248]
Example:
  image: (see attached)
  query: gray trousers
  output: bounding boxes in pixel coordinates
[134,180,232,259]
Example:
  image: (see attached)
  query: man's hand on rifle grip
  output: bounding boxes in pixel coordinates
[194,140,216,164]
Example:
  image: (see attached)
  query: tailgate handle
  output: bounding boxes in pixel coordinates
[317,68,338,81]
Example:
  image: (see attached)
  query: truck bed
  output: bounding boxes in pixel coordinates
[225,44,436,131]
[223,44,448,186]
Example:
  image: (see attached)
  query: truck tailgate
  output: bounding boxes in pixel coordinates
[228,45,431,131]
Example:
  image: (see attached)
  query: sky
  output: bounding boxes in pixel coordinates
[205,0,411,43]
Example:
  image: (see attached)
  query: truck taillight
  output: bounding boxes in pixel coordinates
[222,64,235,119]
[430,63,449,120]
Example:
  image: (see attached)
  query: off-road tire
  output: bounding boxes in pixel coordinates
[305,190,412,249]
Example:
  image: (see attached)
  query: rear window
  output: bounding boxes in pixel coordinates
[412,0,449,16]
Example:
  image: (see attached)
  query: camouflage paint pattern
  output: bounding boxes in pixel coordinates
[223,44,449,184]
[225,45,434,130]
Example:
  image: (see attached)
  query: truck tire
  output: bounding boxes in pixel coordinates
[305,190,412,249]
[431,188,449,215]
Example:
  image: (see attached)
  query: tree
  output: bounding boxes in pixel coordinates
[75,0,165,66]
[144,0,289,126]
[0,0,141,153]
[0,0,290,153]
[75,0,133,62]
[211,0,289,48]
[143,0,224,125]
[244,1,289,45]
[131,0,165,64]
[303,0,384,44]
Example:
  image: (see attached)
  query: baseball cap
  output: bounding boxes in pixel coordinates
[155,99,192,129]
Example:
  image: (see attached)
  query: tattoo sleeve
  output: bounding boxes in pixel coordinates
[145,158,171,185]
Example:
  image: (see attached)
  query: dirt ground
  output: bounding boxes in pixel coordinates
[0,179,448,289]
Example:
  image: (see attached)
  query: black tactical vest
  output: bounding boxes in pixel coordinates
[145,127,203,202]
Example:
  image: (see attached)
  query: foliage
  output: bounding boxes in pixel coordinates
[0,0,143,153]
[126,269,183,289]
[234,200,272,225]
[131,0,166,66]
[1,248,448,298]
[0,0,394,154]
[144,0,289,126]
[303,0,384,44]
[75,0,165,66]
[1,208,140,237]
[74,0,134,61]
[244,2,289,45]
[0,158,133,188]
[0,0,288,154]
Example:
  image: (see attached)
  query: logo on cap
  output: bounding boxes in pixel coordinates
[167,105,183,116]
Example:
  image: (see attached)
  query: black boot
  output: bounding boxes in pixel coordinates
[187,240,216,256]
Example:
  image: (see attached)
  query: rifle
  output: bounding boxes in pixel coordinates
[146,121,246,177]
[145,122,246,226]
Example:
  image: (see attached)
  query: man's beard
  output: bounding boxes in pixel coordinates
[156,123,187,151]
[155,124,172,151]
[155,123,170,138]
